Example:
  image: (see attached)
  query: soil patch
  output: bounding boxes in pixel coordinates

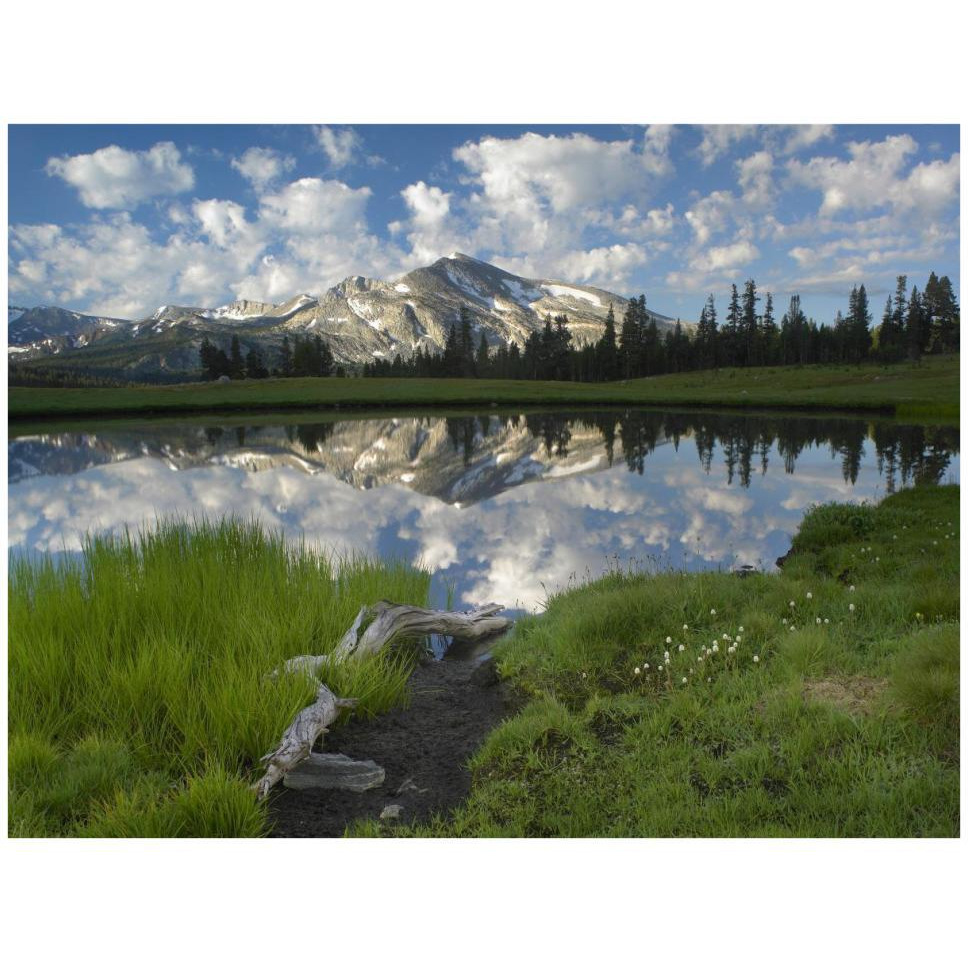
[266,656,512,837]
[802,676,888,716]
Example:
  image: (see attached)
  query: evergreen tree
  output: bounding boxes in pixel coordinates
[619,297,643,378]
[475,332,490,376]
[596,303,620,381]
[443,323,460,377]
[245,347,268,379]
[848,284,872,363]
[906,286,929,360]
[740,278,758,366]
[458,306,475,376]
[229,335,245,379]
[760,292,777,365]
[280,335,293,377]
[722,284,741,366]
[924,272,960,352]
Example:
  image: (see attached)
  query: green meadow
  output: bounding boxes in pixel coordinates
[359,484,960,837]
[9,355,959,423]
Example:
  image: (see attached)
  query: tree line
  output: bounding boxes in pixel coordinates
[196,270,957,382]
[199,333,338,380]
[363,270,958,381]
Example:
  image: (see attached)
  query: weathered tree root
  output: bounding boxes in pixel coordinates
[254,601,511,799]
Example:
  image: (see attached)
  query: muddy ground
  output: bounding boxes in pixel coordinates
[266,652,512,837]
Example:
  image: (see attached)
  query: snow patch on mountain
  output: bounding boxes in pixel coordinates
[542,284,603,307]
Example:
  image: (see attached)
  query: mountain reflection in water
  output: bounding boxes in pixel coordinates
[8,410,959,612]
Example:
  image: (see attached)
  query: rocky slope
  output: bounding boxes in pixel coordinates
[7,254,679,380]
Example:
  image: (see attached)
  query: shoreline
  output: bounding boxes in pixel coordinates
[8,357,959,424]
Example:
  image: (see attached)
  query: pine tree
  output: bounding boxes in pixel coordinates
[596,303,619,381]
[458,306,475,376]
[619,297,643,378]
[722,284,741,366]
[229,335,245,379]
[443,323,460,377]
[849,284,872,363]
[877,294,899,361]
[476,332,490,376]
[761,292,777,365]
[280,335,293,377]
[741,278,758,366]
[924,272,960,352]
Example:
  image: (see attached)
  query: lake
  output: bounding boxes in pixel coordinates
[8,408,959,613]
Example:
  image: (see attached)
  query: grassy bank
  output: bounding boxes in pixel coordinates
[8,520,430,837]
[362,484,959,837]
[8,355,959,423]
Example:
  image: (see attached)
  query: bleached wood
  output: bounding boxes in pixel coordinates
[255,601,512,797]
[331,600,511,662]
[253,683,357,800]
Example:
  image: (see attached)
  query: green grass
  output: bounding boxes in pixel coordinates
[8,355,959,423]
[357,484,959,837]
[7,518,431,837]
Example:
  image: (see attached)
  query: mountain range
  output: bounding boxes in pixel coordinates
[7,253,678,381]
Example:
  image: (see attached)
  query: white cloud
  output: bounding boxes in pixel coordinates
[397,181,463,267]
[787,134,920,215]
[454,131,666,216]
[691,240,760,273]
[314,125,364,169]
[45,141,194,209]
[230,147,295,191]
[736,150,775,208]
[258,177,372,234]
[695,125,759,166]
[684,190,736,245]
[781,124,835,155]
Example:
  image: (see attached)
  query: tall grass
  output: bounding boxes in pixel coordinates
[8,518,430,837]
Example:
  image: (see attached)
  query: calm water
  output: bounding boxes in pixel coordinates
[8,409,959,612]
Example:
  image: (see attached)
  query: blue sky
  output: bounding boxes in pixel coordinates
[7,123,960,323]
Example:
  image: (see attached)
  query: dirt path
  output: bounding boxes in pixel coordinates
[266,654,510,837]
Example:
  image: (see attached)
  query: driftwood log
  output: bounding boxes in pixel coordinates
[254,601,511,798]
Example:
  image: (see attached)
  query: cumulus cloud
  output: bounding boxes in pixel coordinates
[787,134,920,215]
[695,125,760,166]
[45,141,194,209]
[684,190,736,245]
[9,174,389,316]
[314,125,364,169]
[230,147,295,191]
[258,177,372,234]
[781,124,835,155]
[736,150,775,208]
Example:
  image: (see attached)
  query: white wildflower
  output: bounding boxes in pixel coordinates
[666,636,672,644]
[710,609,717,616]
[634,667,641,675]
[753,655,760,663]
[806,592,813,600]
[849,603,855,612]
